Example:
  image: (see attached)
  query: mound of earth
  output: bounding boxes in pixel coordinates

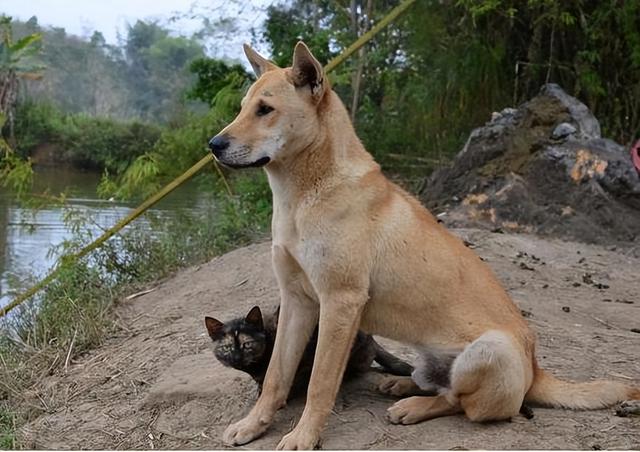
[422,84,640,253]
[18,230,640,449]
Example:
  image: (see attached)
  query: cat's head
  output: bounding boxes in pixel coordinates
[204,306,268,370]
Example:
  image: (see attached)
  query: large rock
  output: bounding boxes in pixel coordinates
[422,84,640,247]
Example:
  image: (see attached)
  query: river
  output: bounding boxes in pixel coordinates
[0,166,213,310]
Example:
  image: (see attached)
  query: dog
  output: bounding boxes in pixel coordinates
[208,42,640,450]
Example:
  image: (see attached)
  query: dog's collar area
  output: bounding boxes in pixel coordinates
[217,156,271,169]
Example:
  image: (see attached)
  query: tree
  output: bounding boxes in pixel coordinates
[0,15,44,141]
[187,58,249,107]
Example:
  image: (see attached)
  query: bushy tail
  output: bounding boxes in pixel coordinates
[525,367,640,410]
[372,340,414,376]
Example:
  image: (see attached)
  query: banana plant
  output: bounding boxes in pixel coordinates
[0,15,45,142]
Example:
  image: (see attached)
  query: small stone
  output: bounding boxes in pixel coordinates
[572,282,582,287]
[630,328,640,334]
[542,284,549,289]
[615,299,634,304]
[551,122,577,140]
[562,306,571,313]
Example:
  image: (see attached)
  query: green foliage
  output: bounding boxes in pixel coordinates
[263,3,336,67]
[0,113,33,200]
[0,406,15,450]
[101,72,249,199]
[12,100,162,174]
[187,57,249,106]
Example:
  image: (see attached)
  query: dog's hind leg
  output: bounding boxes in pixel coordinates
[388,330,531,424]
[450,330,529,422]
[223,248,319,446]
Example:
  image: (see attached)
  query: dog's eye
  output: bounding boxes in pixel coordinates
[256,103,274,117]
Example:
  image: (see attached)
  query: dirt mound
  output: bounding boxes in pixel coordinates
[422,84,640,251]
[17,230,640,449]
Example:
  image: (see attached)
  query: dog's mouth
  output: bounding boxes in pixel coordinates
[215,156,271,169]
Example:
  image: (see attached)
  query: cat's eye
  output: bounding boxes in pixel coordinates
[256,103,274,117]
[241,342,254,350]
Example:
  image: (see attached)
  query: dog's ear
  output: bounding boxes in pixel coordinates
[245,306,264,330]
[204,316,224,338]
[243,43,277,78]
[291,41,326,101]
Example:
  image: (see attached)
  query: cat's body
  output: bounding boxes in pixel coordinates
[205,306,413,396]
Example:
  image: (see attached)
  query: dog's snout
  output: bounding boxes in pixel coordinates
[208,134,230,157]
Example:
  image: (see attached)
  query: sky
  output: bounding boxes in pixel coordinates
[0,0,274,61]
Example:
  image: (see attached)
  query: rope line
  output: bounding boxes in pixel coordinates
[0,0,417,319]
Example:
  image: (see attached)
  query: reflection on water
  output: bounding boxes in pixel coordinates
[0,166,212,309]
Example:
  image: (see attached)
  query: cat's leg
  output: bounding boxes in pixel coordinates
[276,289,367,450]
[223,246,319,446]
[379,376,432,397]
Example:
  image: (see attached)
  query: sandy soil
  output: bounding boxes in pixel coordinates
[18,229,640,449]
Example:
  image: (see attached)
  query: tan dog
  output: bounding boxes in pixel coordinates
[208,42,639,450]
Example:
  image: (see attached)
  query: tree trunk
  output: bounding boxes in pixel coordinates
[350,0,373,124]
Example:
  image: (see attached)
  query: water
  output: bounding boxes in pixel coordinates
[0,166,213,310]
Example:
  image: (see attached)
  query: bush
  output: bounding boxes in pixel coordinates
[11,100,162,174]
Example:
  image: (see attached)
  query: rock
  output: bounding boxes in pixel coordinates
[422,84,640,250]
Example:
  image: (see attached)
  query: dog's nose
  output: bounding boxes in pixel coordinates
[208,134,230,157]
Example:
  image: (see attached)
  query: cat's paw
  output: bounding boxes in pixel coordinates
[223,415,269,446]
[378,376,417,397]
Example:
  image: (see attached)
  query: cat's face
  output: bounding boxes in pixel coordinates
[205,306,268,370]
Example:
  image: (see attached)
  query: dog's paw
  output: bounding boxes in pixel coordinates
[223,415,270,446]
[378,376,416,397]
[276,426,320,450]
[615,400,640,417]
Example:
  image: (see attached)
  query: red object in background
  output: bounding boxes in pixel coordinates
[633,140,640,174]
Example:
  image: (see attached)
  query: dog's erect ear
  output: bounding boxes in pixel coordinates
[291,41,325,101]
[205,316,224,338]
[243,44,277,78]
[245,306,264,330]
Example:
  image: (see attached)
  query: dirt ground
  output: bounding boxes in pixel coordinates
[18,229,640,450]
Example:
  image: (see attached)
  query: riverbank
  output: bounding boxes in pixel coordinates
[0,168,272,448]
[14,228,640,449]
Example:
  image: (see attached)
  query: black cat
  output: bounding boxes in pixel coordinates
[205,305,413,396]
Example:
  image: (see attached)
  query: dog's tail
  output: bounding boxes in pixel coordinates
[372,340,413,376]
[525,366,640,409]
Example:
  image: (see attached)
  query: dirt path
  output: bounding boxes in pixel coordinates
[19,229,640,449]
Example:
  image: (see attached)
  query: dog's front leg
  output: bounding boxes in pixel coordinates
[224,252,319,446]
[277,290,366,450]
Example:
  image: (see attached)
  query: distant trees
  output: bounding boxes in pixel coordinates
[11,16,207,123]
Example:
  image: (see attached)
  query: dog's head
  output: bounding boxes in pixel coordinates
[208,42,328,169]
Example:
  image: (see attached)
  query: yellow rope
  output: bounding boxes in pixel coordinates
[0,0,417,319]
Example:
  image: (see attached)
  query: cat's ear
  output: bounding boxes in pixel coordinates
[205,316,224,338]
[245,306,264,330]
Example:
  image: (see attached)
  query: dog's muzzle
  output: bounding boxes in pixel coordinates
[208,134,271,169]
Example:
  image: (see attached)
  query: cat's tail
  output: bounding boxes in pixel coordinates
[372,340,413,376]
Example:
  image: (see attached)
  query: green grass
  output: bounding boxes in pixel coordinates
[0,406,15,450]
